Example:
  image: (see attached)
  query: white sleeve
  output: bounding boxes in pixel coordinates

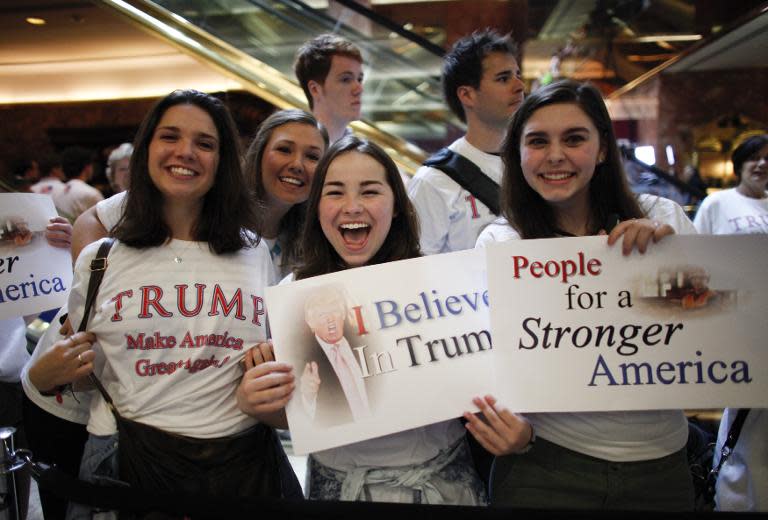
[408,171,451,255]
[301,380,318,421]
[640,195,697,235]
[475,219,518,248]
[20,307,92,424]
[95,191,127,233]
[475,226,496,249]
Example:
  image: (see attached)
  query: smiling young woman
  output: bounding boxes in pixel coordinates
[31,90,301,518]
[473,79,697,511]
[244,109,328,276]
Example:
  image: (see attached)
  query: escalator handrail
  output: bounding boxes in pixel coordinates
[620,147,707,200]
[329,0,445,58]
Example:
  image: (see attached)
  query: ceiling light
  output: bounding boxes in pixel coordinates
[26,17,46,25]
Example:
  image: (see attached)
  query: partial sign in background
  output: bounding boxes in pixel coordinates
[0,193,71,319]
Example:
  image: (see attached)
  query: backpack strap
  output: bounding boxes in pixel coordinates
[710,409,751,483]
[423,147,501,216]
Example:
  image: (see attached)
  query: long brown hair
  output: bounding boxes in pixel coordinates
[113,89,258,253]
[295,135,421,279]
[500,79,644,238]
[243,109,328,269]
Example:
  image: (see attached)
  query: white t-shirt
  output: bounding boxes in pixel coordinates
[715,408,768,511]
[408,137,502,255]
[30,177,65,198]
[95,191,127,233]
[21,307,92,424]
[55,179,104,220]
[693,188,768,235]
[278,273,465,471]
[98,192,286,280]
[476,195,696,461]
[70,237,274,438]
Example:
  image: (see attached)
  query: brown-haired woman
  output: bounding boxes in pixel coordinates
[31,90,301,518]
[473,79,696,510]
[237,135,487,505]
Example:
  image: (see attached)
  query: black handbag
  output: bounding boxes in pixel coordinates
[77,239,301,503]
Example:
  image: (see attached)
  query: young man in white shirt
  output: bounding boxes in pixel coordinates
[30,153,66,198]
[408,29,524,255]
[294,34,364,144]
[57,146,104,220]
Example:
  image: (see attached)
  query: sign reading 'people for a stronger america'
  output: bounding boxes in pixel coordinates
[487,234,768,413]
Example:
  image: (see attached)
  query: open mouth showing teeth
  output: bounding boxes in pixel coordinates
[541,172,574,181]
[170,166,196,177]
[279,176,304,187]
[339,222,370,246]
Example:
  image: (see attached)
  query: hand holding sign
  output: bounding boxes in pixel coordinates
[236,342,294,421]
[464,395,532,456]
[606,218,674,255]
[44,216,73,249]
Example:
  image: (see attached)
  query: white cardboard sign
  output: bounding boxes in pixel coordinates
[266,249,495,454]
[0,194,72,319]
[487,234,768,412]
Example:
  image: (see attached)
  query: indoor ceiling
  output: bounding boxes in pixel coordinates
[1,1,766,112]
[0,0,242,104]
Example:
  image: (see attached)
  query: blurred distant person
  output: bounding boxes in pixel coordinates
[10,157,40,191]
[694,135,768,235]
[105,143,133,193]
[56,146,104,220]
[30,152,65,198]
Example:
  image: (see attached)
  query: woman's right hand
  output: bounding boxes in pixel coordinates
[28,332,96,393]
[236,342,295,423]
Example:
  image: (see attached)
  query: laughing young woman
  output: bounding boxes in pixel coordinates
[237,135,488,505]
[471,79,696,511]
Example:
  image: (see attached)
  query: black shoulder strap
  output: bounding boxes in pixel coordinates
[423,147,501,215]
[77,238,119,415]
[723,408,750,454]
[711,408,751,479]
[77,238,114,333]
